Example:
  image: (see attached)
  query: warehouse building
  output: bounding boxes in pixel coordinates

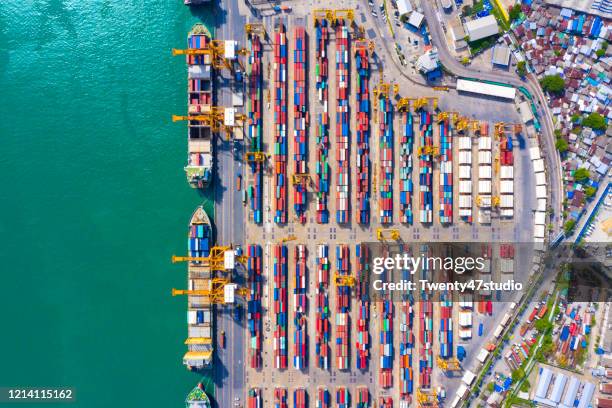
[397,0,413,19]
[457,78,516,100]
[464,15,499,42]
[492,44,511,68]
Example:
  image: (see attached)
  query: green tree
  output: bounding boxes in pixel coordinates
[520,380,531,392]
[582,112,606,130]
[517,60,527,77]
[511,368,526,382]
[574,167,590,182]
[535,318,552,333]
[509,4,521,21]
[584,186,596,198]
[555,138,568,153]
[596,49,605,58]
[563,219,576,234]
[570,113,581,123]
[487,382,495,392]
[540,74,565,95]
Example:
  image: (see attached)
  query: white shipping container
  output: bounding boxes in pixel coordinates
[500,166,514,179]
[459,180,472,194]
[478,137,492,150]
[459,165,471,179]
[529,146,541,161]
[459,151,472,164]
[535,172,546,186]
[479,165,492,179]
[500,208,514,217]
[536,185,547,199]
[459,195,472,208]
[478,151,492,164]
[500,194,514,208]
[533,159,545,173]
[500,180,514,194]
[478,180,492,194]
[537,198,547,212]
[459,137,472,150]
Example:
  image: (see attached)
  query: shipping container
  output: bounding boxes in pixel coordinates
[335,23,350,224]
[273,244,288,369]
[419,111,434,224]
[336,244,351,370]
[275,388,289,408]
[400,110,415,224]
[355,44,371,224]
[274,24,288,224]
[248,388,262,408]
[247,245,263,368]
[293,244,308,369]
[247,34,264,223]
[378,95,394,224]
[292,27,308,222]
[315,20,330,224]
[438,118,453,224]
[356,244,370,370]
[316,244,331,369]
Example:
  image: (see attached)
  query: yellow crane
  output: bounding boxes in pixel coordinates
[432,86,449,91]
[172,107,246,140]
[437,356,461,371]
[172,278,249,304]
[292,173,312,186]
[417,145,440,157]
[280,235,297,243]
[313,9,333,25]
[245,22,267,38]
[494,122,505,140]
[376,228,401,241]
[470,120,480,133]
[436,111,449,122]
[244,151,267,163]
[172,40,248,71]
[456,117,468,132]
[492,196,500,208]
[334,272,356,287]
[396,97,411,112]
[417,389,438,407]
[332,9,355,26]
[172,246,247,269]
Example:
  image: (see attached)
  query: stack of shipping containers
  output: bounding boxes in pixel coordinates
[477,244,493,315]
[419,111,434,223]
[248,34,263,223]
[275,388,288,408]
[499,133,514,218]
[378,397,393,408]
[336,387,350,408]
[293,244,307,369]
[335,23,350,224]
[355,44,371,224]
[477,123,492,224]
[439,299,453,358]
[457,128,473,223]
[378,95,394,224]
[356,244,370,370]
[273,244,288,369]
[500,244,515,296]
[379,298,394,388]
[315,19,330,223]
[439,118,453,224]
[293,27,308,222]
[247,245,263,368]
[315,244,331,369]
[419,246,434,388]
[248,388,262,408]
[400,109,414,224]
[316,388,331,408]
[274,23,288,224]
[293,388,308,408]
[400,297,414,399]
[335,244,350,370]
[356,387,369,408]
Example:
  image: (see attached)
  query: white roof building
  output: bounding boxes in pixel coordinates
[464,15,499,42]
[408,11,425,28]
[416,48,440,73]
[397,0,413,17]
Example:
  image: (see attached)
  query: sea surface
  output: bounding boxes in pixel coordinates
[0,1,214,406]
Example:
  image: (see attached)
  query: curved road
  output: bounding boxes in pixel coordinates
[419,0,563,234]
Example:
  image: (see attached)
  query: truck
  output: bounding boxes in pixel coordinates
[220,330,226,348]
[236,174,242,191]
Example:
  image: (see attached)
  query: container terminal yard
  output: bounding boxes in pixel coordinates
[170,1,585,407]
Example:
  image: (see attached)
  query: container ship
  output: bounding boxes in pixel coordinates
[184,24,214,189]
[182,206,214,370]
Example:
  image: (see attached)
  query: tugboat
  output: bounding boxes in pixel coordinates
[185,383,211,408]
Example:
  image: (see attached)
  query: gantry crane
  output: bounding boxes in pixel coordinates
[334,272,356,287]
[245,22,267,39]
[437,356,461,371]
[244,151,268,163]
[417,389,438,407]
[313,9,334,25]
[172,107,246,140]
[397,97,438,111]
[172,278,249,304]
[470,120,480,133]
[417,145,440,157]
[332,9,355,26]
[172,39,248,72]
[355,39,375,53]
[494,122,505,140]
[280,235,297,243]
[456,117,469,132]
[396,97,410,112]
[376,228,401,241]
[292,173,313,187]
[172,246,247,270]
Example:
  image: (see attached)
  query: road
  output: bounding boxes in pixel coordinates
[212,0,247,406]
[420,0,564,235]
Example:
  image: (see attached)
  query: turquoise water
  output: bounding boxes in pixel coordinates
[0,2,214,406]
